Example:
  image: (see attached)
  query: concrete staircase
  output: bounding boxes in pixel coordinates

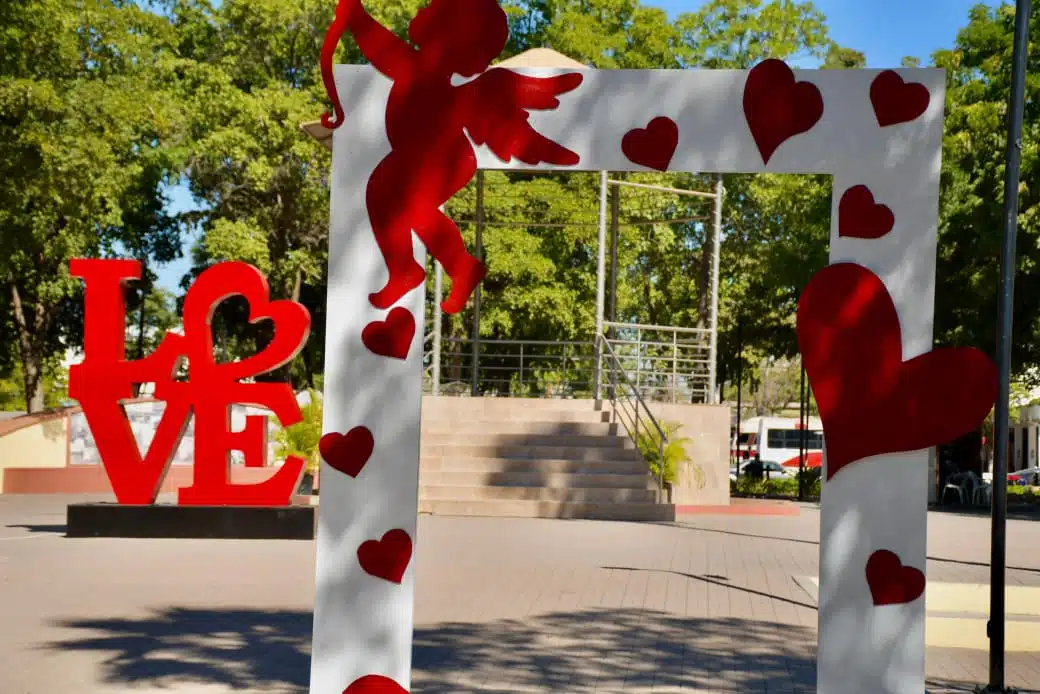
[419,397,675,521]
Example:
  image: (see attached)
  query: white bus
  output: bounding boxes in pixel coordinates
[741,416,824,465]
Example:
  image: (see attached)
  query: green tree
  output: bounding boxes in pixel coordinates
[932,3,1040,371]
[0,0,187,412]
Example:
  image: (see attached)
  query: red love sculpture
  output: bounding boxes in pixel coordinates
[870,70,930,128]
[362,307,415,360]
[69,259,311,506]
[743,58,823,165]
[357,528,413,584]
[838,185,895,240]
[343,674,408,694]
[866,550,925,606]
[797,263,996,480]
[320,427,375,478]
[622,117,679,171]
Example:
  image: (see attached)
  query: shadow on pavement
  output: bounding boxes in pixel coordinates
[670,523,1040,575]
[45,607,818,692]
[6,524,66,534]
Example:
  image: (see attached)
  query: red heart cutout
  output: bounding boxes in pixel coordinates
[797,263,997,480]
[866,550,925,606]
[357,528,412,584]
[343,674,408,694]
[870,70,930,127]
[362,307,415,360]
[319,427,374,478]
[838,185,894,239]
[743,59,823,165]
[621,117,678,171]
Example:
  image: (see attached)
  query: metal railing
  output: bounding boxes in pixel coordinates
[598,334,668,501]
[424,337,597,398]
[422,323,712,403]
[602,321,712,403]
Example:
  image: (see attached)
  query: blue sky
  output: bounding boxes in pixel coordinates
[154,0,1000,292]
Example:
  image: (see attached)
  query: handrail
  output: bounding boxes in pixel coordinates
[597,334,668,502]
[603,320,711,336]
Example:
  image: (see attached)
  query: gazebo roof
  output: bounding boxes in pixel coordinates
[300,48,589,151]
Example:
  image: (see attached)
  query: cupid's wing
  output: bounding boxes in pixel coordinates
[459,69,583,166]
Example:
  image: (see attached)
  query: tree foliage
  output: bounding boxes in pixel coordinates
[0,0,186,411]
[2,0,1033,413]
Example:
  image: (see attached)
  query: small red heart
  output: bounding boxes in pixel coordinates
[743,59,823,165]
[866,550,925,606]
[870,70,930,127]
[838,185,894,239]
[621,117,678,171]
[343,674,408,694]
[319,427,374,478]
[797,263,997,480]
[357,528,412,584]
[361,307,415,360]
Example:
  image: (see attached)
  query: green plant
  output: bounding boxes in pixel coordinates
[275,390,324,476]
[636,420,690,487]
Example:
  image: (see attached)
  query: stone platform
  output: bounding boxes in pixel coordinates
[66,502,316,540]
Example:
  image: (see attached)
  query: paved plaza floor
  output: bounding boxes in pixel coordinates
[3,495,1040,693]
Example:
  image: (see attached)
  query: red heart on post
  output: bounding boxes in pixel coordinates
[343,674,408,694]
[319,427,374,478]
[838,185,894,239]
[357,528,413,584]
[622,117,678,171]
[362,307,415,360]
[870,70,930,127]
[866,550,925,606]
[743,59,823,164]
[797,263,997,480]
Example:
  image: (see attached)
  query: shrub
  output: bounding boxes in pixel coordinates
[275,390,324,476]
[637,420,690,487]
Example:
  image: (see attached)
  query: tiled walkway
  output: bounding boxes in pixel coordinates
[2,495,1040,692]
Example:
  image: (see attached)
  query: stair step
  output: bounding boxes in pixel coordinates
[423,408,613,424]
[418,498,675,522]
[423,396,603,413]
[420,443,643,461]
[419,470,650,489]
[421,457,649,475]
[421,420,623,436]
[421,432,634,449]
[421,485,657,503]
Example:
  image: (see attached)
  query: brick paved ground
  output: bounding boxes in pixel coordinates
[2,494,1040,693]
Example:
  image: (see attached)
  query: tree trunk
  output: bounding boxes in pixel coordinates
[132,278,149,398]
[7,278,45,413]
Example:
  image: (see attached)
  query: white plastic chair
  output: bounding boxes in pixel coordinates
[942,472,966,505]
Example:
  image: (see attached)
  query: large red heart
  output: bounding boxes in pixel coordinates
[319,426,374,478]
[343,674,408,694]
[866,550,925,606]
[357,528,412,584]
[621,117,678,171]
[838,185,894,239]
[361,307,415,360]
[743,59,823,165]
[870,70,930,127]
[797,263,997,480]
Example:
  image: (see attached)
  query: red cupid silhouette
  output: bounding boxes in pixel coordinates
[320,0,583,314]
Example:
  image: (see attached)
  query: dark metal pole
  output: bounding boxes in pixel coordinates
[609,180,620,327]
[986,1,1032,691]
[735,315,743,481]
[471,170,484,397]
[798,360,807,502]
